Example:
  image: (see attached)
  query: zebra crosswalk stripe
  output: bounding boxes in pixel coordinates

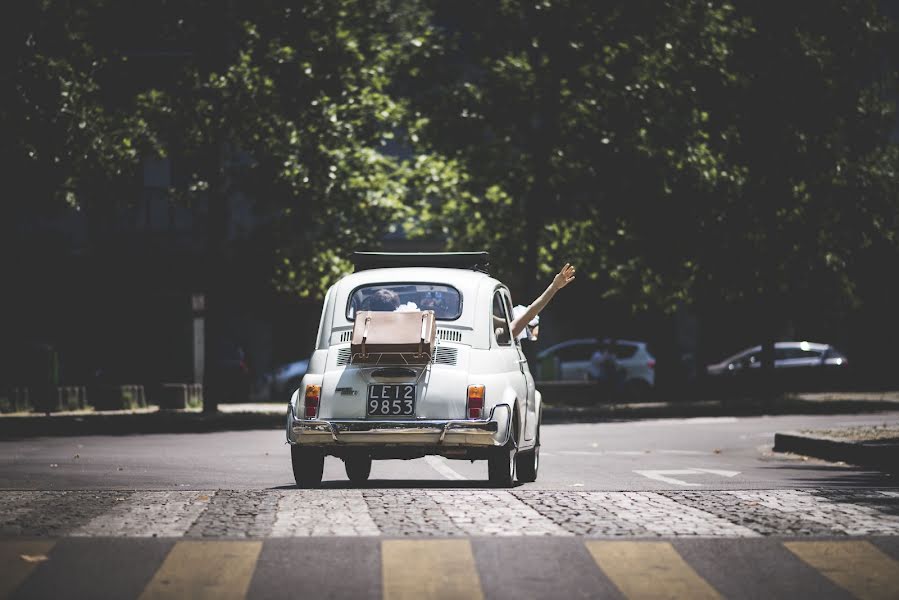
[0,540,56,598]
[785,541,899,600]
[382,539,484,600]
[138,540,262,600]
[585,541,722,600]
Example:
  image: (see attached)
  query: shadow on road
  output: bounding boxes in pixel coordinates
[270,479,521,490]
[757,462,897,489]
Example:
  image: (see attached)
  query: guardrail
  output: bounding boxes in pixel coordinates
[155,383,203,410]
[0,386,88,413]
[92,385,147,410]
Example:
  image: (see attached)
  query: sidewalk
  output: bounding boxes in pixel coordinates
[774,424,899,471]
[1,392,898,439]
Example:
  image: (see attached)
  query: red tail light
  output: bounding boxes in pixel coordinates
[467,385,485,419]
[647,359,656,369]
[304,385,320,418]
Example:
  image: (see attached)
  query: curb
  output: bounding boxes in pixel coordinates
[0,411,284,439]
[773,431,899,472]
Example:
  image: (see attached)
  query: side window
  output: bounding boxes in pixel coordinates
[492,292,512,346]
[556,344,597,362]
[502,293,521,346]
[737,352,759,368]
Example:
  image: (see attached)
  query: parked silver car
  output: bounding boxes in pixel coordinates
[536,338,656,392]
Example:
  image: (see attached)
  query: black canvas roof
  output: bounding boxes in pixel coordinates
[352,252,490,273]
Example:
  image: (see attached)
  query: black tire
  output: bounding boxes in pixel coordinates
[488,414,518,487]
[291,445,324,488]
[345,454,372,484]
[515,416,540,483]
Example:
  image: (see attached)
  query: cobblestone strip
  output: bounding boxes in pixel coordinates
[513,491,653,537]
[363,490,464,536]
[814,489,899,518]
[426,490,571,536]
[0,492,43,536]
[1,491,135,537]
[72,491,215,537]
[186,490,281,538]
[272,490,380,536]
[586,492,760,537]
[657,490,899,536]
[726,489,899,536]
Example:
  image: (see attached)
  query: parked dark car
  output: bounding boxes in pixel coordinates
[268,357,309,401]
[705,341,848,391]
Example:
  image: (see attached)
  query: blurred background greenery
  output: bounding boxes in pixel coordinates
[2,1,897,400]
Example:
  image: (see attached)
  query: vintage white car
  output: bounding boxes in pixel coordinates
[286,252,541,488]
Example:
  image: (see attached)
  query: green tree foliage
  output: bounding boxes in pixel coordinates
[1,0,152,222]
[130,0,482,299]
[408,0,898,315]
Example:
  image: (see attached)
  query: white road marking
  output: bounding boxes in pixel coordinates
[558,449,709,456]
[636,417,739,426]
[424,456,468,480]
[559,450,644,456]
[633,468,740,486]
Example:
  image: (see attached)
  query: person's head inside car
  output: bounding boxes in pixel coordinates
[366,288,401,311]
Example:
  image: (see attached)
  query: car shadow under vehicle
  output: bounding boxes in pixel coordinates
[270,479,523,490]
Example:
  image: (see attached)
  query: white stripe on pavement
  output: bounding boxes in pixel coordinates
[272,490,380,536]
[585,492,760,537]
[72,492,215,537]
[423,456,468,480]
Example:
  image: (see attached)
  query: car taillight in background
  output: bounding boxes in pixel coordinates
[467,385,485,419]
[647,359,656,369]
[304,385,321,418]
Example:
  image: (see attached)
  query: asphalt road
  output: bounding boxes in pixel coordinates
[1,412,896,490]
[2,412,899,600]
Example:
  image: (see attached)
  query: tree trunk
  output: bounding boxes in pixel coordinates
[202,145,230,414]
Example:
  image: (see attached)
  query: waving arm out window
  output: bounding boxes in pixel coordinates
[347,283,462,321]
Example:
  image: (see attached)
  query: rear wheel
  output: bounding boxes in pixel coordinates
[488,415,518,487]
[291,445,324,488]
[515,416,540,483]
[344,454,372,484]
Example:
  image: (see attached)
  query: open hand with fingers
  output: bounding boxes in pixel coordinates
[552,263,576,290]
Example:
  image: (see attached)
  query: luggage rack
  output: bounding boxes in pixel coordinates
[349,351,432,366]
[352,251,490,273]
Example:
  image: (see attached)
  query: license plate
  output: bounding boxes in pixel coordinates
[367,384,416,417]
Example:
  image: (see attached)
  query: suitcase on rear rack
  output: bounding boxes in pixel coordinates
[351,310,437,364]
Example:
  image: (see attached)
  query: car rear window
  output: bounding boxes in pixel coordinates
[612,344,639,359]
[347,283,462,320]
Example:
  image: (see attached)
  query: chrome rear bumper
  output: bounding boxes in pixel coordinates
[286,403,512,447]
